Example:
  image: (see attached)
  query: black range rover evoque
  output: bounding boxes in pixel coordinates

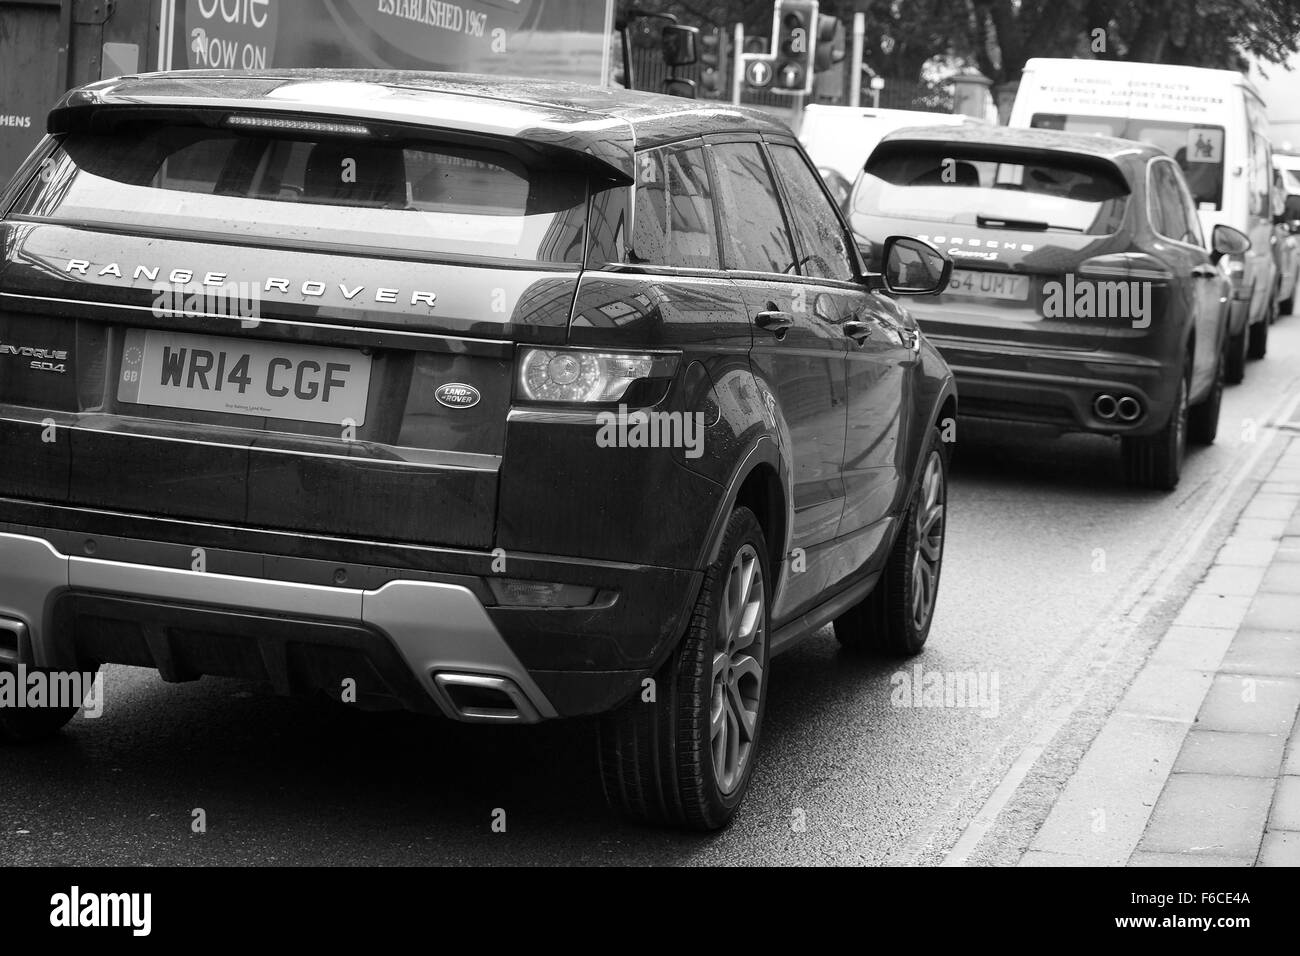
[0,71,955,830]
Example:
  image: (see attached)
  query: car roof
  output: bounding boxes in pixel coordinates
[49,70,793,184]
[875,123,1162,168]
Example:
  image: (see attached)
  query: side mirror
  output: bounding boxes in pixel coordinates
[1210,223,1251,264]
[662,25,699,67]
[880,236,951,296]
[662,77,697,99]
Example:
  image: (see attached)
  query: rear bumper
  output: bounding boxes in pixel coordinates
[0,528,693,722]
[930,336,1175,436]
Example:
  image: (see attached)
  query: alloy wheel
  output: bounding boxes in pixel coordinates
[910,451,947,632]
[710,543,766,795]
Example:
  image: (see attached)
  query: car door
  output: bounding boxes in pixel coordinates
[1151,158,1225,399]
[706,134,847,623]
[764,136,910,592]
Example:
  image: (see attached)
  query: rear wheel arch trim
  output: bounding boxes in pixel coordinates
[698,438,790,593]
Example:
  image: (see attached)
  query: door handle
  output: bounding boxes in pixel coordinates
[842,320,874,343]
[755,310,794,334]
[1192,265,1219,279]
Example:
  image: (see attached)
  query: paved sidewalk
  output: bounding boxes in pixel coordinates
[1021,430,1300,866]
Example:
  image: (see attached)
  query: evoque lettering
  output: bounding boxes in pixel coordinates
[0,341,69,374]
[64,260,438,308]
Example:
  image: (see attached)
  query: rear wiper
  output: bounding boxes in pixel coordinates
[976,213,1086,233]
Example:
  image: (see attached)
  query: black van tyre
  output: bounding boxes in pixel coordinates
[834,427,948,657]
[0,665,80,744]
[1188,343,1225,446]
[1247,304,1271,359]
[597,506,770,831]
[1122,367,1188,491]
[1225,321,1248,384]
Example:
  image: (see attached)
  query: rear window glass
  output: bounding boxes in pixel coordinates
[11,125,588,264]
[1031,114,1225,210]
[855,144,1130,236]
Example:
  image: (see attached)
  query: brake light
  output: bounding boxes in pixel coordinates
[225,115,372,137]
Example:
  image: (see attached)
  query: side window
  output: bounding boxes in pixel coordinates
[1152,162,1196,245]
[710,141,797,274]
[1173,168,1205,248]
[768,143,855,282]
[629,145,720,269]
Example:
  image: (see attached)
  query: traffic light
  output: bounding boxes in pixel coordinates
[773,0,816,94]
[700,29,723,98]
[814,13,846,73]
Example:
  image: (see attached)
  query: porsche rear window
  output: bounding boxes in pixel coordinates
[855,143,1130,236]
[11,125,588,264]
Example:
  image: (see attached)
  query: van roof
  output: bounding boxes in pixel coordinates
[1022,57,1263,97]
[48,69,794,184]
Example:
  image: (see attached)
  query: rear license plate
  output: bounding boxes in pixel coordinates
[118,329,371,425]
[947,270,1030,301]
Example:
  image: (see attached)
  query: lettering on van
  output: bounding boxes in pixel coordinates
[64,261,438,309]
[0,115,32,128]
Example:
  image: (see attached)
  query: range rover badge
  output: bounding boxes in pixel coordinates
[435,383,480,409]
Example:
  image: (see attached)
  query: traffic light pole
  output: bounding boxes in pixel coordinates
[849,12,864,107]
[731,23,745,105]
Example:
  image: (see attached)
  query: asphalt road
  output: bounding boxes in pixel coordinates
[3,317,1299,866]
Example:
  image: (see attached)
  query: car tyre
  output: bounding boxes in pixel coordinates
[834,427,947,657]
[1188,343,1224,446]
[1225,320,1248,385]
[1122,367,1188,491]
[597,506,770,831]
[0,665,81,744]
[1247,303,1271,359]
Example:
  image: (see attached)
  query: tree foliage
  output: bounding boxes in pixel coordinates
[625,0,1300,89]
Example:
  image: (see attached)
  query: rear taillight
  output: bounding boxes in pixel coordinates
[1076,253,1172,283]
[516,348,678,404]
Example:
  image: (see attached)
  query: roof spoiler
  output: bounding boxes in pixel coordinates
[48,82,636,185]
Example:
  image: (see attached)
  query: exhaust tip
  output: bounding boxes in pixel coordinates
[0,617,26,666]
[433,673,541,723]
[1116,396,1143,422]
[1094,394,1118,420]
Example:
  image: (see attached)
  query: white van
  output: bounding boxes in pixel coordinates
[799,105,983,207]
[1010,58,1276,380]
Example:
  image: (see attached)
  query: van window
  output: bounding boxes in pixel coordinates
[10,124,588,264]
[628,145,720,270]
[1249,131,1271,218]
[856,143,1129,236]
[1031,114,1225,211]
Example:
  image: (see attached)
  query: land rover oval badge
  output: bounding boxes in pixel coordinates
[435,383,481,409]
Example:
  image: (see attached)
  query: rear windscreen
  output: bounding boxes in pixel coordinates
[1031,114,1225,211]
[855,144,1130,236]
[9,124,589,264]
